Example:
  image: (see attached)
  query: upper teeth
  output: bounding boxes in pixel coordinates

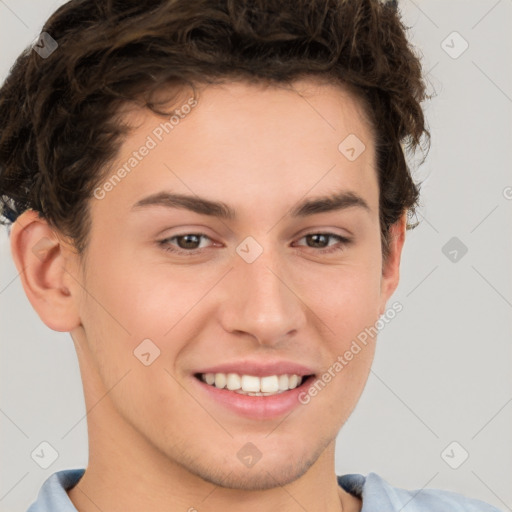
[200,372,304,395]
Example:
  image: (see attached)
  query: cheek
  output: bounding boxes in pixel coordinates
[76,261,191,428]
[84,248,205,337]
[291,256,383,336]
[77,247,230,401]
[288,247,382,397]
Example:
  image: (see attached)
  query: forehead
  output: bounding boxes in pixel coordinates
[91,78,378,223]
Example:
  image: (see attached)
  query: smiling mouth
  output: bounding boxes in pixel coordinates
[194,372,315,396]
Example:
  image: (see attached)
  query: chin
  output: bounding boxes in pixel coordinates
[202,462,311,491]
[186,443,324,491]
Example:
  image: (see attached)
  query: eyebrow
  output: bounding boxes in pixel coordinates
[130,189,370,219]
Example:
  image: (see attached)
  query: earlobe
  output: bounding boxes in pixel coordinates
[9,209,82,332]
[379,212,407,315]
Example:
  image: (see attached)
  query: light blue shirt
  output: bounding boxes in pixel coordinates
[26,468,503,511]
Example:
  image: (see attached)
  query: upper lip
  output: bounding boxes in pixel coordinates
[194,360,316,378]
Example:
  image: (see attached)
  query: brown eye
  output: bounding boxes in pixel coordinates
[295,233,352,254]
[305,233,331,248]
[174,234,203,249]
[159,233,213,255]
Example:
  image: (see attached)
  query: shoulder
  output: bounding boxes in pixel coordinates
[337,472,503,512]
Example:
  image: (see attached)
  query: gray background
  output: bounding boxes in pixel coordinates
[1,1,511,511]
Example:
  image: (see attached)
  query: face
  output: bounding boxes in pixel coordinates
[38,79,403,490]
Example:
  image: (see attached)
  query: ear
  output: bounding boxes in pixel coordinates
[9,209,82,332]
[378,211,407,316]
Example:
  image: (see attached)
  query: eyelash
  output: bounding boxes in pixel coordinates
[158,232,352,256]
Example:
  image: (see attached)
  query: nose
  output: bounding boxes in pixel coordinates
[218,246,307,347]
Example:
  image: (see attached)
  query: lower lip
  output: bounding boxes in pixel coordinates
[192,375,315,420]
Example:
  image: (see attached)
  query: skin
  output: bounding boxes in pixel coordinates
[10,78,406,512]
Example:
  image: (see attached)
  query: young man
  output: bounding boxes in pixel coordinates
[0,0,503,511]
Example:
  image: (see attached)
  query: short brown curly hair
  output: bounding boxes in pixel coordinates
[0,0,430,262]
